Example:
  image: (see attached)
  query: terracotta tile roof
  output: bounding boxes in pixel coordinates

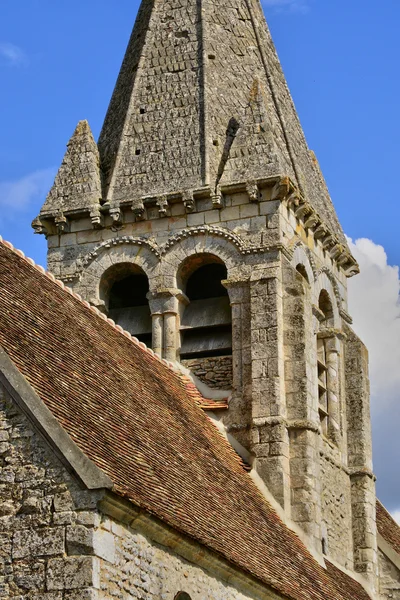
[376,500,400,556]
[0,239,372,600]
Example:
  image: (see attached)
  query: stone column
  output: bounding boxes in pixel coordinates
[283,262,322,548]
[222,278,252,450]
[163,312,177,362]
[325,334,341,445]
[148,289,187,363]
[249,262,290,511]
[345,325,378,592]
[151,313,163,357]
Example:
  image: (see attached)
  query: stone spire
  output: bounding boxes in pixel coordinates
[39,120,102,219]
[97,0,345,242]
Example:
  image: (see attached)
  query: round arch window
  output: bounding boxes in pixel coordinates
[100,263,152,345]
[180,259,232,360]
[175,593,192,600]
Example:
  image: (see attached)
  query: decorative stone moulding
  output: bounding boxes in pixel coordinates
[31,171,359,277]
[273,175,359,277]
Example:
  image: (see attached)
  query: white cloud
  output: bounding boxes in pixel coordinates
[347,238,400,412]
[392,510,400,525]
[347,237,400,510]
[0,42,27,67]
[0,169,56,224]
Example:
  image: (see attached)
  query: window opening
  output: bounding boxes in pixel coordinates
[180,262,232,359]
[317,291,335,439]
[108,271,151,346]
[175,594,192,600]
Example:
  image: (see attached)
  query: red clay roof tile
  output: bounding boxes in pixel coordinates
[0,240,372,600]
[376,500,400,556]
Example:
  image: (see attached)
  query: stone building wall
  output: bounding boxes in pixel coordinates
[0,382,268,600]
[99,516,263,600]
[320,449,354,569]
[0,383,103,599]
[378,550,400,600]
[181,355,233,390]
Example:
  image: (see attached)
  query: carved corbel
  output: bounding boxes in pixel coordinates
[314,224,328,240]
[271,176,291,201]
[329,244,344,260]
[109,204,123,229]
[304,211,319,229]
[90,205,104,229]
[343,261,360,277]
[286,191,301,210]
[157,195,169,217]
[246,180,261,203]
[132,199,146,221]
[31,216,48,236]
[295,201,312,220]
[182,190,195,213]
[321,234,334,250]
[337,253,350,267]
[212,187,223,208]
[55,212,69,235]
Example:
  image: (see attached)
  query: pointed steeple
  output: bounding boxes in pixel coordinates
[98,0,345,243]
[40,120,102,218]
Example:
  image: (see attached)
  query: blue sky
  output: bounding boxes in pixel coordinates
[0,1,399,513]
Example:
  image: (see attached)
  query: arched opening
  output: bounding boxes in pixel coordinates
[180,259,232,360]
[178,256,233,389]
[175,594,192,600]
[319,289,334,327]
[101,263,152,346]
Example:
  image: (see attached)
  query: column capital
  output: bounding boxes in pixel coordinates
[147,288,189,314]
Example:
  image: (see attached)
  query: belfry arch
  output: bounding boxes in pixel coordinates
[100,263,152,345]
[178,254,233,389]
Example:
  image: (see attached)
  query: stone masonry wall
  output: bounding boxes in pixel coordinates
[0,383,104,599]
[0,383,266,600]
[379,550,400,600]
[181,355,232,390]
[320,448,354,569]
[99,514,262,600]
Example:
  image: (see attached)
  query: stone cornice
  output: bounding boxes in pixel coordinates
[35,174,358,278]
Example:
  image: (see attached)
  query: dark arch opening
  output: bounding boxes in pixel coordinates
[318,289,334,327]
[180,259,232,360]
[102,264,152,346]
[175,594,192,600]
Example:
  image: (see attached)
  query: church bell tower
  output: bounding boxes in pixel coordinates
[33,0,378,589]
